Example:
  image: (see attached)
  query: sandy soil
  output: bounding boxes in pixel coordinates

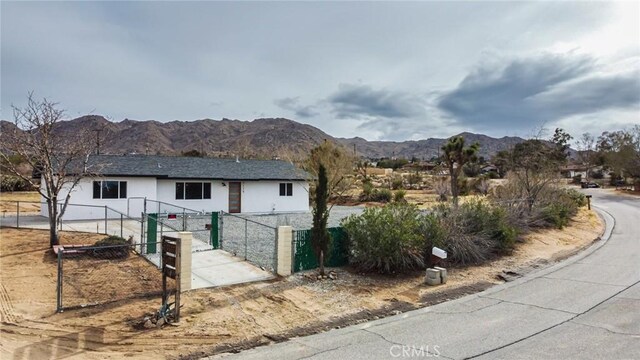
[0,206,604,360]
[0,192,41,213]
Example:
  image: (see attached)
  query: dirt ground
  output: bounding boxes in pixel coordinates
[0,192,41,213]
[1,206,604,360]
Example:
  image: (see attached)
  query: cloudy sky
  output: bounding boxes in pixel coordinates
[1,1,638,141]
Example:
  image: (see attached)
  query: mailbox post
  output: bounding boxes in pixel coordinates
[161,235,181,322]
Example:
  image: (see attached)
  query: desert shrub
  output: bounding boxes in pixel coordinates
[361,179,374,199]
[0,175,33,192]
[372,188,393,203]
[564,188,587,207]
[407,172,422,187]
[423,200,518,265]
[539,203,571,229]
[457,176,471,196]
[393,189,407,203]
[463,162,482,178]
[342,203,424,273]
[390,175,404,190]
[532,188,585,229]
[486,171,500,179]
[92,235,129,259]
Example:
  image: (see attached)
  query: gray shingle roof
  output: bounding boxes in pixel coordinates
[85,155,310,181]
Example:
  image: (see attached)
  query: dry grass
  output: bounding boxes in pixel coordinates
[0,191,41,213]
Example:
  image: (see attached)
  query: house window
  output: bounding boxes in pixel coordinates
[279,183,293,196]
[93,181,127,199]
[175,182,211,200]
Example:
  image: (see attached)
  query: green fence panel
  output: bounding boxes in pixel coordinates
[147,213,157,253]
[293,227,348,272]
[211,212,219,249]
[326,227,348,267]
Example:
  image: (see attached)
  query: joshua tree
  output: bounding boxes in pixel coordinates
[441,136,479,206]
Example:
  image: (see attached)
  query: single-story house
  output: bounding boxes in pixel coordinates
[481,164,498,174]
[560,164,589,179]
[42,155,311,220]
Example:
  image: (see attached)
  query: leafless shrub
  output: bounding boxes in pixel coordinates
[434,177,450,202]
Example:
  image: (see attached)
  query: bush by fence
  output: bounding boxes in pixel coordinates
[342,203,424,273]
[341,186,588,273]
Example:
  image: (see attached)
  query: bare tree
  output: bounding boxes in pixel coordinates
[476,178,490,195]
[304,140,354,202]
[0,94,97,247]
[433,177,450,202]
[576,133,597,181]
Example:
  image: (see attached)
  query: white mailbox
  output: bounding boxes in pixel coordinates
[432,247,447,259]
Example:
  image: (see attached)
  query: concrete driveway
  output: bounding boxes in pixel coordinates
[212,190,639,360]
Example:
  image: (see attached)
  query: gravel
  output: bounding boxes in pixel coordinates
[220,206,366,272]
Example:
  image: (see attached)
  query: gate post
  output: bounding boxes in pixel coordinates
[147,213,158,253]
[210,212,219,249]
[276,226,293,276]
[178,232,192,291]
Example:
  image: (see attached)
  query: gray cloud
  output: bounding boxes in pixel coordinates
[273,97,318,118]
[1,1,637,141]
[328,84,426,119]
[438,53,640,132]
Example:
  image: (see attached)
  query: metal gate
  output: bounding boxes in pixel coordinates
[293,227,348,272]
[144,212,219,254]
[219,211,278,272]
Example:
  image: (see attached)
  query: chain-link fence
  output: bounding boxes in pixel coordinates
[220,211,278,272]
[0,200,144,242]
[143,212,217,254]
[56,242,173,311]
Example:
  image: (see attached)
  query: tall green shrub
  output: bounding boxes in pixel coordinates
[312,164,331,275]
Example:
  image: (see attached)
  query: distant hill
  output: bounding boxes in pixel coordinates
[0,116,528,160]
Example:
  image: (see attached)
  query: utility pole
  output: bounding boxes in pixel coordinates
[93,129,103,155]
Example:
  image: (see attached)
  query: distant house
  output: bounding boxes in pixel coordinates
[560,164,588,179]
[481,164,498,174]
[42,155,310,220]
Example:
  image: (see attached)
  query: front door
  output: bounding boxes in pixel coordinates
[228,182,241,213]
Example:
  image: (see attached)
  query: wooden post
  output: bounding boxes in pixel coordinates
[586,195,592,210]
[175,237,181,322]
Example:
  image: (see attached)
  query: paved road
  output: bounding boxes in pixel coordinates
[211,190,640,360]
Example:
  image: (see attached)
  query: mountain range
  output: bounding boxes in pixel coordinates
[1,116,527,160]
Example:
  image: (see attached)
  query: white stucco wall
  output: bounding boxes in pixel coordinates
[241,181,310,213]
[156,179,310,214]
[41,177,157,220]
[156,179,227,213]
[42,177,310,220]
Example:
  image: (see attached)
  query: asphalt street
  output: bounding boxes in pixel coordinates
[210,189,640,360]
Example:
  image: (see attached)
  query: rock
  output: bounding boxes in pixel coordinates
[143,320,154,329]
[328,271,337,280]
[157,317,165,327]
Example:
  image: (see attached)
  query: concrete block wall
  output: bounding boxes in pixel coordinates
[276,226,293,276]
[178,232,192,291]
